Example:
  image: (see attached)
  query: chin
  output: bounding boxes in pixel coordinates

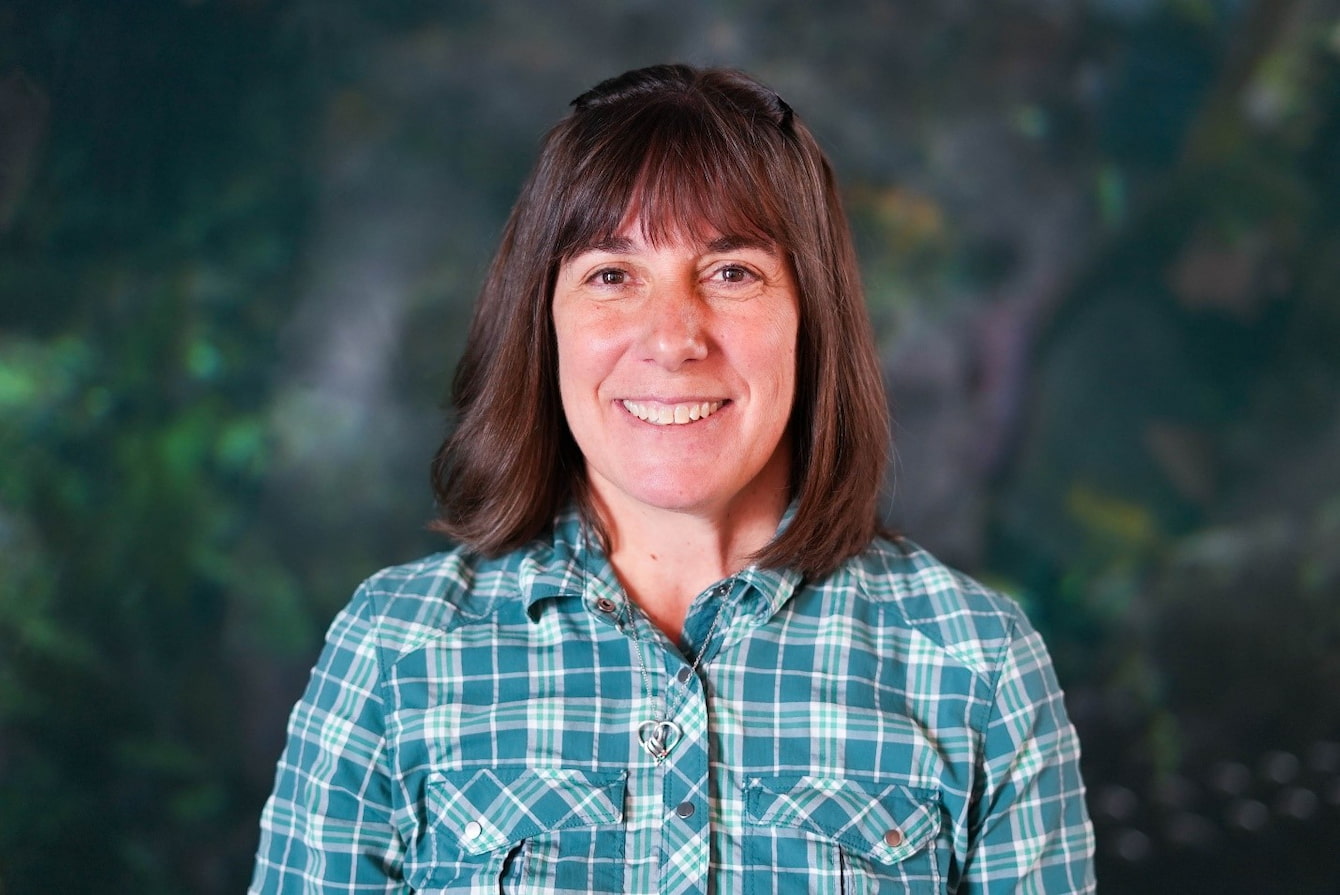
[627,485,721,514]
[601,468,727,514]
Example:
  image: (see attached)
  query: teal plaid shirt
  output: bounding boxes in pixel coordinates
[250,510,1094,893]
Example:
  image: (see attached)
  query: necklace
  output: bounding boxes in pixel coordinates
[623,580,733,763]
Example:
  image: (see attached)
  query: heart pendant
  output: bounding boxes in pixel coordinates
[637,720,682,762]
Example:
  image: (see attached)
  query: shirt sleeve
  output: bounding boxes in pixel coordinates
[249,583,408,894]
[961,616,1096,893]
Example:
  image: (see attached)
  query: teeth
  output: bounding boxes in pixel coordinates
[622,400,723,426]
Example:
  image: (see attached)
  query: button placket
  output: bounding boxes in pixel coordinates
[658,692,710,892]
[655,585,728,895]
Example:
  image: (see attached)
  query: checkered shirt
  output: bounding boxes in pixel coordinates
[250,509,1095,893]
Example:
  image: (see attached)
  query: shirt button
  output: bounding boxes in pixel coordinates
[463,820,483,841]
[675,666,693,685]
[595,598,618,614]
[675,802,696,819]
[883,828,904,847]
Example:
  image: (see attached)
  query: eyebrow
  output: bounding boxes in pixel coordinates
[579,235,637,255]
[706,234,777,255]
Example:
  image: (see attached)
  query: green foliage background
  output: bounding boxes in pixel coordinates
[2,1,1338,892]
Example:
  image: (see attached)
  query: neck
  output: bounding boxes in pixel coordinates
[590,469,789,642]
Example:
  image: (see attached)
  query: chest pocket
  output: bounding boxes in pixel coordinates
[744,775,945,894]
[405,766,627,892]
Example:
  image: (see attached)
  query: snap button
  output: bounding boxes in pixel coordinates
[463,820,483,841]
[595,598,618,614]
[675,801,696,819]
[883,828,904,847]
[676,666,693,685]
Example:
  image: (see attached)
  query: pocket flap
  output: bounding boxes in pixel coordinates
[427,766,626,855]
[744,775,940,865]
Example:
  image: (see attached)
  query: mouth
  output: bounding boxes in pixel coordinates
[621,399,726,426]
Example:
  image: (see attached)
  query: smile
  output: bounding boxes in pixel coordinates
[621,400,725,426]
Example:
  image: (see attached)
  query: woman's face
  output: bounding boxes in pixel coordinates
[552,220,799,524]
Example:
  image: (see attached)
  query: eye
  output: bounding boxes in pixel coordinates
[716,265,755,284]
[595,268,627,286]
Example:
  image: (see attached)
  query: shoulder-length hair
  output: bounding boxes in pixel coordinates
[431,64,889,578]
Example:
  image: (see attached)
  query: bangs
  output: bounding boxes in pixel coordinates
[554,99,792,259]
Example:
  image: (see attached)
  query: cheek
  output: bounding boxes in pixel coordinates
[555,315,619,409]
[553,316,587,414]
[558,309,629,371]
[748,315,799,394]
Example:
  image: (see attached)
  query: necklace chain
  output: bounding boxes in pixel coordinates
[580,521,735,762]
[621,579,733,761]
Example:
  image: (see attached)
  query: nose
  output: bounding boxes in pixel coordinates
[642,279,708,370]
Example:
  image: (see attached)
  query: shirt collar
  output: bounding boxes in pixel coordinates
[735,564,801,624]
[731,498,802,623]
[517,508,589,620]
[517,502,804,624]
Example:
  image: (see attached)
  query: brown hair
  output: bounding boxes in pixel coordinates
[431,64,889,578]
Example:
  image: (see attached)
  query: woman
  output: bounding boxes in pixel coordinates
[251,64,1095,893]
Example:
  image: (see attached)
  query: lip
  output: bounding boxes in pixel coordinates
[619,395,731,405]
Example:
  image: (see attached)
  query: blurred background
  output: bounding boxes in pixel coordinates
[2,0,1339,891]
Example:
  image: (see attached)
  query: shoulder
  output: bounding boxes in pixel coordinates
[335,538,547,661]
[357,544,510,617]
[843,535,1035,678]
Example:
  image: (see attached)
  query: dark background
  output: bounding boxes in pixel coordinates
[2,1,1339,891]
